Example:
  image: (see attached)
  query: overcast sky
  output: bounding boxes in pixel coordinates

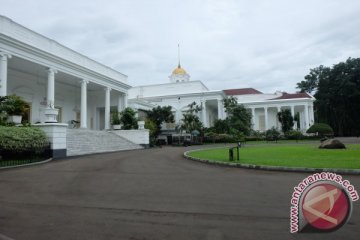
[2,0,360,93]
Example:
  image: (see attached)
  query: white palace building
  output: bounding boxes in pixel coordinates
[0,16,315,157]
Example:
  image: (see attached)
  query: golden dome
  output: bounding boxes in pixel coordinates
[172,64,187,75]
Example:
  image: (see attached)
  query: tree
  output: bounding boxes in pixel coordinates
[277,109,294,133]
[180,102,203,133]
[306,123,333,137]
[144,119,157,146]
[120,107,138,129]
[296,57,360,136]
[222,96,252,135]
[145,106,175,137]
[296,65,330,94]
[213,119,230,134]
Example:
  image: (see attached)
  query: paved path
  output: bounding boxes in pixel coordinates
[0,146,359,240]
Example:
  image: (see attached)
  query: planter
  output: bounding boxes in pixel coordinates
[7,115,22,124]
[113,124,122,130]
[138,121,145,130]
[44,108,59,123]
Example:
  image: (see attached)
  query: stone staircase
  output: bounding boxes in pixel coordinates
[66,129,143,156]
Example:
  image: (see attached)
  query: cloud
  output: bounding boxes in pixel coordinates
[1,0,360,93]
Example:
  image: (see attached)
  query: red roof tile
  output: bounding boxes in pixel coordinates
[223,88,262,95]
[270,92,312,100]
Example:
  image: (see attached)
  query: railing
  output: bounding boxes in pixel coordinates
[0,158,44,168]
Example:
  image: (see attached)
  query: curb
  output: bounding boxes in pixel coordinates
[183,149,360,175]
[0,158,53,170]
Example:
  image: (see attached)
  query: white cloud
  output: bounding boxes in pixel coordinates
[1,0,360,93]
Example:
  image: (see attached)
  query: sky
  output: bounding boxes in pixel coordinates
[1,0,360,93]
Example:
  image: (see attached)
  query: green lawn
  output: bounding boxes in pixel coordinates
[187,144,360,169]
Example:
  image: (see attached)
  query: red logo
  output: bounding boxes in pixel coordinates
[301,182,351,232]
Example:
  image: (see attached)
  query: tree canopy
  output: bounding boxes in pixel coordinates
[144,106,175,137]
[220,96,252,136]
[296,57,360,136]
[277,109,294,133]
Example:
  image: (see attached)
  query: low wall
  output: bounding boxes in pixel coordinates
[111,129,149,148]
[34,123,68,158]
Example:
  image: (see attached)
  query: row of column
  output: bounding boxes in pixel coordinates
[0,51,128,129]
[249,104,313,131]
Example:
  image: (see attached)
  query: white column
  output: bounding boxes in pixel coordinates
[309,104,314,125]
[304,104,309,130]
[124,93,128,108]
[117,94,123,112]
[104,87,111,130]
[80,80,88,128]
[217,99,223,120]
[0,52,11,96]
[201,100,207,127]
[251,107,255,129]
[290,105,296,128]
[264,107,268,130]
[47,68,57,108]
[277,106,281,128]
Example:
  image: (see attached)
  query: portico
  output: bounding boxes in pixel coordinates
[245,102,314,132]
[0,16,131,130]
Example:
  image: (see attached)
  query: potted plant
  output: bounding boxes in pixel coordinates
[0,95,28,124]
[111,111,121,130]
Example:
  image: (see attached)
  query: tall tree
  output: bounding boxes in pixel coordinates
[277,109,294,133]
[222,96,252,135]
[296,57,360,136]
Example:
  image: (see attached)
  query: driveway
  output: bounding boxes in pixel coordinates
[0,145,359,240]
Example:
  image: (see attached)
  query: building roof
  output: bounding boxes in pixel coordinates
[172,64,187,75]
[223,88,263,95]
[269,92,312,100]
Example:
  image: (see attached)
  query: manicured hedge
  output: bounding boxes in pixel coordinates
[0,126,49,159]
[306,123,333,135]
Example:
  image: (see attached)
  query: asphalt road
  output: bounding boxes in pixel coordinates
[0,145,359,240]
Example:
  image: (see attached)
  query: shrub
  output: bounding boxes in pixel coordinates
[286,130,304,141]
[306,123,333,136]
[120,107,138,130]
[111,111,121,125]
[203,133,237,143]
[265,127,281,142]
[0,95,29,116]
[0,126,49,159]
[145,119,157,146]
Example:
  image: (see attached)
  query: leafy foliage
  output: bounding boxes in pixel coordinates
[111,111,121,125]
[144,119,157,146]
[0,126,49,159]
[0,95,29,116]
[265,127,281,142]
[181,102,203,133]
[145,106,175,137]
[306,123,333,136]
[286,130,304,141]
[119,107,138,130]
[222,96,252,136]
[277,109,294,133]
[296,57,360,136]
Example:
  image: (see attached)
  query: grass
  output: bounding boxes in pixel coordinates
[188,144,360,169]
